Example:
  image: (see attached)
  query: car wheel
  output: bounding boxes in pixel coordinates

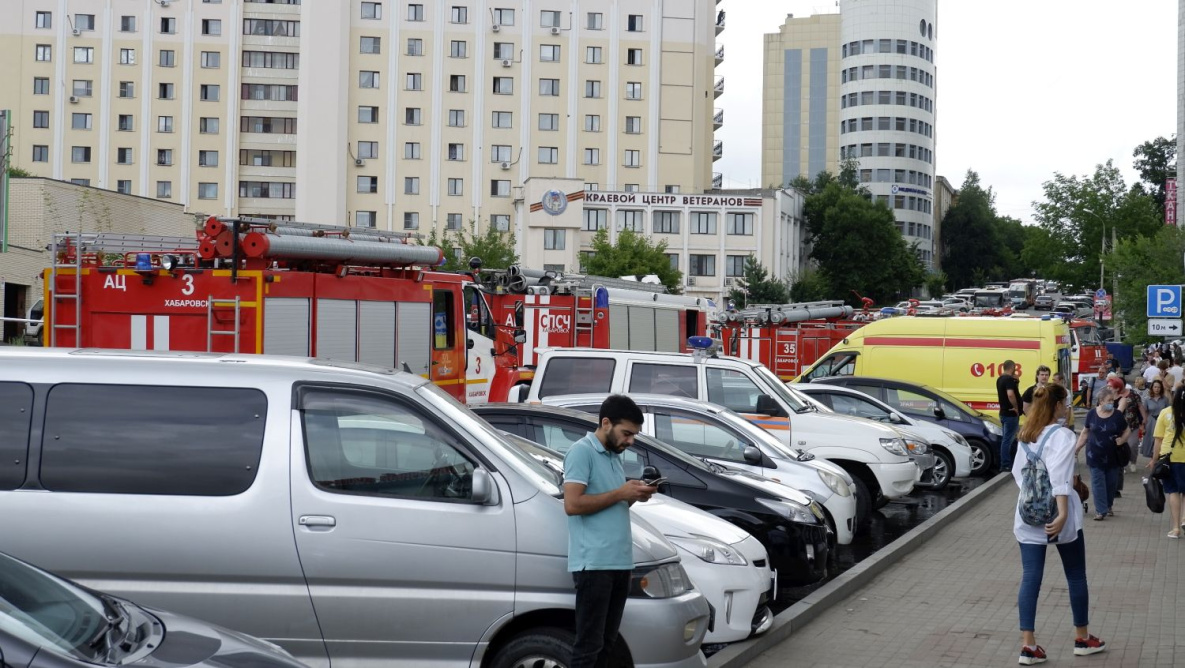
[967,439,993,477]
[850,475,874,527]
[491,628,580,668]
[923,449,953,491]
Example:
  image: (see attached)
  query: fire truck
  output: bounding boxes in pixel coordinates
[1067,318,1107,390]
[42,218,713,404]
[715,301,872,381]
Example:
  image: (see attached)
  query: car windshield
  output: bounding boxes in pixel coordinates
[973,293,1002,307]
[753,365,813,412]
[1074,325,1103,345]
[0,552,109,663]
[498,432,566,487]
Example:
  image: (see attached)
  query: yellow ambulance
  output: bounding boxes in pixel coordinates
[796,315,1072,412]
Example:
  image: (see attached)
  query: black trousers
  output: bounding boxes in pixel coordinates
[571,570,631,668]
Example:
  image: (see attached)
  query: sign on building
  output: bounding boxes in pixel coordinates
[1167,177,1177,226]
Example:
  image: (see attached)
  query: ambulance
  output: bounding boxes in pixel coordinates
[797,315,1072,412]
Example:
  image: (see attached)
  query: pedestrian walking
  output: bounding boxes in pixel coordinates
[1075,387,1130,521]
[1051,373,1075,429]
[1012,384,1106,665]
[1111,376,1146,477]
[1022,365,1051,416]
[1140,379,1169,465]
[997,359,1022,473]
[1142,355,1162,385]
[1084,365,1109,408]
[1133,376,1147,400]
[562,395,656,668]
[1169,357,1184,389]
[1150,386,1185,539]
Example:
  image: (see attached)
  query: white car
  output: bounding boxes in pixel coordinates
[540,393,859,546]
[499,432,774,644]
[796,384,974,490]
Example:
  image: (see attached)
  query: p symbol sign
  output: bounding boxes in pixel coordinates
[1148,285,1182,318]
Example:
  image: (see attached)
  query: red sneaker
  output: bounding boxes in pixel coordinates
[1019,645,1047,665]
[1074,635,1106,656]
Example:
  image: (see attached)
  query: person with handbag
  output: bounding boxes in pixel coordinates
[1150,385,1185,538]
[1013,384,1105,664]
[1075,387,1130,521]
[1112,377,1147,476]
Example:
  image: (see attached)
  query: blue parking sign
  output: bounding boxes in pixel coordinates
[1147,285,1182,318]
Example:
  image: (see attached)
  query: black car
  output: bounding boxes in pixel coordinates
[470,403,832,588]
[809,376,1004,476]
[0,551,305,668]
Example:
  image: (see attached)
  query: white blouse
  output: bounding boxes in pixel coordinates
[1011,424,1083,545]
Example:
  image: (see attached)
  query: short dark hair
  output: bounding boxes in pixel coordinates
[600,394,644,427]
[1002,359,1016,372]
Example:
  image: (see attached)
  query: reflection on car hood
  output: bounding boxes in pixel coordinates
[140,606,306,668]
[808,411,909,437]
[716,468,814,506]
[629,512,679,564]
[632,494,752,545]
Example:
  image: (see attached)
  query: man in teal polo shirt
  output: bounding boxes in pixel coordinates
[563,394,656,668]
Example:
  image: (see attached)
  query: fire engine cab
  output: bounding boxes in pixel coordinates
[715,301,870,381]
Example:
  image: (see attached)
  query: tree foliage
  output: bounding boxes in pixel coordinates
[728,256,789,308]
[938,171,1041,288]
[788,267,830,303]
[582,228,682,292]
[6,166,32,178]
[425,224,519,272]
[1132,136,1177,211]
[1108,225,1185,343]
[924,270,948,299]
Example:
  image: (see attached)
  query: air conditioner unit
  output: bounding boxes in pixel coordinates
[68,95,79,103]
[549,26,561,35]
[72,28,82,36]
[491,23,501,32]
[354,158,364,166]
[686,277,697,287]
[500,58,512,68]
[499,161,511,170]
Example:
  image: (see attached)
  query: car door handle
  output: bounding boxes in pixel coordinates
[299,515,337,528]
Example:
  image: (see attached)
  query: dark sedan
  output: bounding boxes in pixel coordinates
[470,403,832,588]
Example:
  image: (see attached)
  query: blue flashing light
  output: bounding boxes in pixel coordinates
[135,253,153,271]
[594,287,610,309]
[688,336,714,350]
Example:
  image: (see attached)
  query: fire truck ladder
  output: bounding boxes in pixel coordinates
[573,288,598,347]
[207,296,242,353]
[48,233,85,347]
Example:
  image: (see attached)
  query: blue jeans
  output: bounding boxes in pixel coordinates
[1000,416,1020,471]
[1090,466,1121,515]
[571,570,630,668]
[1018,530,1089,631]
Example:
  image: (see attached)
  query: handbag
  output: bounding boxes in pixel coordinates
[1153,454,1172,481]
[1073,473,1090,502]
[1145,476,1166,513]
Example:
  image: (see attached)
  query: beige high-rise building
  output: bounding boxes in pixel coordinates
[0,0,723,260]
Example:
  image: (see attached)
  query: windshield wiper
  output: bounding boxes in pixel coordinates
[89,594,133,663]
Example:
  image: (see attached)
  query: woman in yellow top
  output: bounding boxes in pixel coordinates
[1150,385,1185,538]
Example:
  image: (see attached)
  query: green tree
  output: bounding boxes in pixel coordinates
[6,166,31,178]
[582,228,682,292]
[924,270,948,299]
[425,224,518,271]
[788,267,830,303]
[728,256,790,308]
[1108,225,1185,343]
[940,170,1010,289]
[1132,136,1177,211]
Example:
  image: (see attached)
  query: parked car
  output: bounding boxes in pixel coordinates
[941,297,971,312]
[0,550,306,668]
[1034,295,1055,310]
[23,299,42,345]
[1056,301,1093,319]
[499,431,774,644]
[810,375,1004,476]
[470,403,833,589]
[795,384,975,490]
[0,349,710,668]
[538,393,859,545]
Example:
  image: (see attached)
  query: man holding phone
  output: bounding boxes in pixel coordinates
[563,395,655,668]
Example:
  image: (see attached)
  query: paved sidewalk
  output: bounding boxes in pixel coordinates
[747,467,1184,667]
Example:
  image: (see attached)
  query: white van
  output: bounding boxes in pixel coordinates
[0,348,710,668]
[518,347,931,524]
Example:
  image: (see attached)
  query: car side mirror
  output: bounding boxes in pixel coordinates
[471,469,497,504]
[742,445,763,465]
[933,406,946,420]
[641,465,661,481]
[890,413,906,424]
[466,338,475,350]
[513,328,527,344]
[506,384,528,403]
[755,394,785,417]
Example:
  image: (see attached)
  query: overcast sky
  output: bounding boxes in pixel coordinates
[716,0,1178,223]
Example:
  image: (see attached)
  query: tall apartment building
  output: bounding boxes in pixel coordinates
[0,0,722,247]
[762,0,938,267]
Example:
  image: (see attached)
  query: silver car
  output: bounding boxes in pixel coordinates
[0,349,709,668]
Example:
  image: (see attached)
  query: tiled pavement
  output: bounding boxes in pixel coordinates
[746,467,1185,667]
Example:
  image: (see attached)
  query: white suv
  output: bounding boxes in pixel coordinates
[519,348,931,526]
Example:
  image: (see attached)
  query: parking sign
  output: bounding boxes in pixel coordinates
[1147,285,1182,318]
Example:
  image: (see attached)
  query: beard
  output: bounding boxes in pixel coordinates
[604,430,628,453]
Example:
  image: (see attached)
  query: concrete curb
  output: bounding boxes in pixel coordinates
[707,473,1013,668]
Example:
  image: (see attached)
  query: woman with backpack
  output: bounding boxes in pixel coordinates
[1076,387,1130,521]
[1151,385,1185,538]
[1013,384,1105,664]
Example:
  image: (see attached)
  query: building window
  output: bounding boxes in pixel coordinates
[404,177,420,195]
[200,117,219,134]
[492,8,514,26]
[690,212,717,234]
[116,148,134,164]
[157,116,173,132]
[202,19,221,35]
[119,48,135,64]
[625,82,642,100]
[586,46,603,64]
[583,148,600,165]
[407,4,423,21]
[200,84,220,101]
[360,36,381,54]
[198,150,219,167]
[71,113,92,130]
[74,14,95,30]
[156,149,173,166]
[116,180,132,194]
[406,38,423,56]
[406,73,422,90]
[538,113,559,131]
[160,17,176,34]
[447,178,463,196]
[240,51,299,70]
[33,111,49,129]
[624,117,642,134]
[405,107,422,125]
[71,80,92,97]
[726,212,753,235]
[201,51,221,68]
[540,44,560,62]
[238,182,296,199]
[198,183,218,199]
[725,255,747,277]
[357,141,378,159]
[449,75,466,92]
[31,144,49,162]
[359,71,380,88]
[618,210,644,232]
[653,211,680,234]
[403,212,419,229]
[627,14,643,31]
[490,180,511,197]
[357,176,378,193]
[626,49,643,65]
[538,147,558,164]
[582,209,607,231]
[35,11,51,28]
[584,80,601,98]
[69,179,90,186]
[587,12,603,29]
[491,145,512,163]
[494,42,513,60]
[539,78,560,96]
[492,214,510,231]
[361,2,381,19]
[623,150,640,168]
[349,211,373,228]
[118,115,134,131]
[120,15,135,32]
[689,255,715,276]
[450,40,467,58]
[158,83,174,99]
[584,115,601,132]
[397,143,418,161]
[448,109,466,127]
[544,229,566,250]
[359,106,379,123]
[447,143,465,161]
[451,6,468,23]
[492,111,513,128]
[624,184,639,192]
[492,77,513,94]
[156,181,172,198]
[73,47,94,63]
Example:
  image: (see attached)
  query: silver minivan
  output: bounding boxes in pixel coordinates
[0,349,709,668]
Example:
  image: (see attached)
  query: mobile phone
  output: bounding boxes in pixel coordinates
[645,477,668,487]
[1047,533,1058,543]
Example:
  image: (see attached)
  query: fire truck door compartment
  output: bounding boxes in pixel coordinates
[358,301,396,368]
[317,300,358,361]
[655,309,679,352]
[265,298,311,356]
[396,302,431,377]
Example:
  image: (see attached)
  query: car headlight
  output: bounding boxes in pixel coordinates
[668,535,748,566]
[629,562,692,598]
[942,429,967,445]
[756,497,822,524]
[818,469,851,497]
[985,421,1003,436]
[879,437,909,457]
[904,439,928,455]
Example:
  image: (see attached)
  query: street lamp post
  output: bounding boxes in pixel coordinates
[1082,208,1119,341]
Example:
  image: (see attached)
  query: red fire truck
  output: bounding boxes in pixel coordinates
[715,301,873,381]
[42,218,713,404]
[1067,318,1107,390]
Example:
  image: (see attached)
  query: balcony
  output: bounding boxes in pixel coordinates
[712,140,723,161]
[712,172,723,189]
[715,10,725,35]
[713,108,723,129]
[715,45,724,65]
[713,76,724,98]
